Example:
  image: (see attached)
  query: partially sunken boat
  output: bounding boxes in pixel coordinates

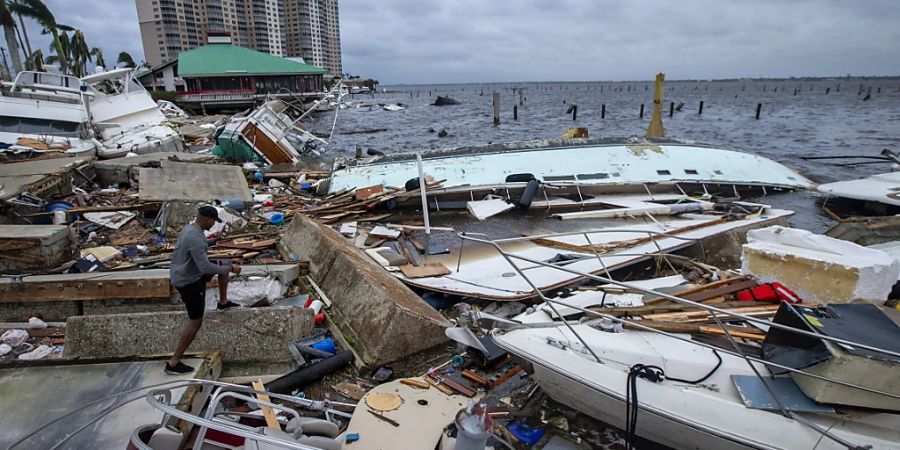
[326,138,813,204]
[818,172,900,216]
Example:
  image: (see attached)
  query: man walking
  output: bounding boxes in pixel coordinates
[165,206,241,375]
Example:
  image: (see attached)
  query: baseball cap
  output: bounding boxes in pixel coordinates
[198,205,223,223]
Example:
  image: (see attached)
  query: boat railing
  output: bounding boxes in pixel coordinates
[456,231,900,450]
[5,378,354,450]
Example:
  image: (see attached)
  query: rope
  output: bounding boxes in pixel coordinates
[624,351,722,449]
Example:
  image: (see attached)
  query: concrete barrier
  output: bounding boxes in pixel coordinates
[64,306,314,365]
[280,214,450,367]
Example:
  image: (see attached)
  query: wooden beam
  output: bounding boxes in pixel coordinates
[252,379,281,429]
[643,276,748,305]
[0,271,172,302]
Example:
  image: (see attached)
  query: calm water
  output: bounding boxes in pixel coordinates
[310,79,900,232]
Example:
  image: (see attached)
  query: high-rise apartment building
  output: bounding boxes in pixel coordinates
[136,0,341,75]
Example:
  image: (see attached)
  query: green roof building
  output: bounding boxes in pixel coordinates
[178,42,328,94]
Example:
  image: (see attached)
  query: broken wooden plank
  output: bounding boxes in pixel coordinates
[699,325,766,341]
[643,276,749,305]
[355,184,384,201]
[644,304,780,322]
[252,379,281,429]
[399,263,450,279]
[0,270,172,302]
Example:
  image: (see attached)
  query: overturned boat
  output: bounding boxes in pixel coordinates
[325,138,813,205]
[213,99,324,165]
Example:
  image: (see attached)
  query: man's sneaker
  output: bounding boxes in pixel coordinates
[164,361,194,375]
[217,301,240,310]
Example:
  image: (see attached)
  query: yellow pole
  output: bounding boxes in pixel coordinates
[646,73,665,138]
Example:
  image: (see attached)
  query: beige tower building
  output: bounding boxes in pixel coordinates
[135,0,342,74]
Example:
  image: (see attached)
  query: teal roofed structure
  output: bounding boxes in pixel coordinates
[178,44,328,78]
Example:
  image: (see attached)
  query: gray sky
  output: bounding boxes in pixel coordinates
[11,0,900,84]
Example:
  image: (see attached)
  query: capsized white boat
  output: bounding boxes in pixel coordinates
[82,68,183,159]
[817,172,900,209]
[214,99,325,165]
[327,138,813,200]
[392,207,793,300]
[492,322,900,449]
[0,71,97,156]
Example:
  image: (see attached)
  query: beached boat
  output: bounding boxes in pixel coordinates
[0,71,97,156]
[326,138,813,203]
[389,206,793,300]
[818,172,900,216]
[492,322,900,449]
[81,68,183,159]
[214,99,324,165]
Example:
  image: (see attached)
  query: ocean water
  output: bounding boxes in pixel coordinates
[310,79,900,232]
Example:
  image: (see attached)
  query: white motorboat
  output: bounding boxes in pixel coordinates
[0,71,97,156]
[327,139,814,202]
[450,232,900,449]
[391,206,794,300]
[81,68,183,159]
[492,322,900,449]
[214,99,325,165]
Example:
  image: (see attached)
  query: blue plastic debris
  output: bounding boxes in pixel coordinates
[345,433,360,443]
[507,422,545,446]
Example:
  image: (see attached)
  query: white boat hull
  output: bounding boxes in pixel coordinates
[817,172,900,208]
[493,326,900,450]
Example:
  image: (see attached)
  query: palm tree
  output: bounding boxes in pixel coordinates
[27,46,40,71]
[117,51,136,69]
[0,0,23,74]
[67,29,89,77]
[7,0,42,61]
[90,47,105,70]
[19,0,68,73]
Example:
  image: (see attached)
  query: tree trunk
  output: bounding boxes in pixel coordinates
[16,13,31,60]
[51,29,67,74]
[3,23,21,74]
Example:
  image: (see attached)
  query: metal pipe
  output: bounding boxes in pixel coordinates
[416,153,431,236]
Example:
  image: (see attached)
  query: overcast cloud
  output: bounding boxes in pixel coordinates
[13,0,900,84]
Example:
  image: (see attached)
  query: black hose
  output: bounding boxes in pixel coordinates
[624,351,722,449]
[264,350,354,394]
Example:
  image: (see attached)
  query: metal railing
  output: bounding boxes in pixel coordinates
[456,230,900,450]
[5,379,354,450]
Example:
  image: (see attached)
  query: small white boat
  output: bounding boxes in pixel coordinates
[0,71,97,156]
[82,68,183,159]
[327,139,813,201]
[392,207,793,300]
[492,323,900,449]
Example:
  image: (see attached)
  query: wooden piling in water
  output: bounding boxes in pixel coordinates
[639,104,644,118]
[493,91,500,126]
[755,103,762,119]
[601,104,606,119]
[572,104,577,121]
[513,105,518,120]
[698,101,704,115]
[519,90,524,105]
[669,102,674,117]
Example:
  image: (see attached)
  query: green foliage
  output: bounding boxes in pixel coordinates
[149,90,178,103]
[117,51,136,68]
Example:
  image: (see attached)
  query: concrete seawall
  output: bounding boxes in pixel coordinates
[280,214,450,367]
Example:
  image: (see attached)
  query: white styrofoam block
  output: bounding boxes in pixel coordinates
[741,226,899,304]
[466,198,514,221]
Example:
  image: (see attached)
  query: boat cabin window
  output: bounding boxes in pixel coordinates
[0,115,81,137]
[684,169,699,175]
[657,170,671,175]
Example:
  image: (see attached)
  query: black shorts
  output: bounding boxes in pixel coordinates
[176,274,213,320]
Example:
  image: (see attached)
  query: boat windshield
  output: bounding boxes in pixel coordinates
[0,115,83,138]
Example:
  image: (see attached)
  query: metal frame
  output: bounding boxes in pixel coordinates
[457,231,899,450]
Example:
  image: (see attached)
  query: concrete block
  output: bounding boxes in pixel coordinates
[93,152,216,186]
[741,226,900,304]
[0,225,75,273]
[64,306,314,364]
[280,214,450,367]
[139,161,253,203]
